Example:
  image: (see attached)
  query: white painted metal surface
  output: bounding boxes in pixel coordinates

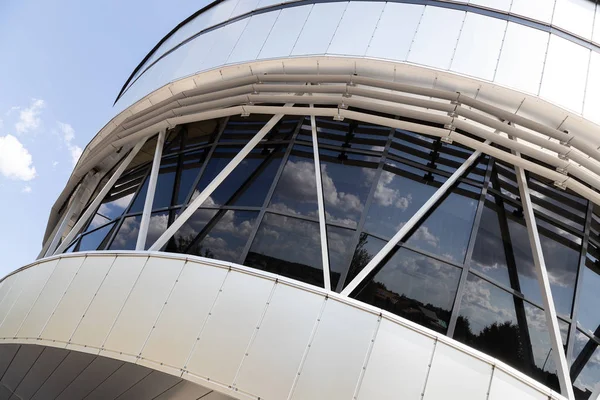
[0,252,568,400]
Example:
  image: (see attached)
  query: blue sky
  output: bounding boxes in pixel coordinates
[0,0,209,277]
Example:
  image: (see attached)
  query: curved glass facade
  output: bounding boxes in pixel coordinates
[60,111,600,397]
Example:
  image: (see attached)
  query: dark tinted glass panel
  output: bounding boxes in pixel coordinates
[77,222,115,252]
[174,151,205,205]
[344,233,387,287]
[320,151,378,229]
[109,215,142,250]
[470,199,542,304]
[219,115,268,142]
[245,213,323,287]
[455,274,560,390]
[64,239,78,253]
[405,183,479,263]
[187,210,258,263]
[127,177,149,214]
[326,225,356,290]
[191,146,284,208]
[363,161,444,239]
[529,176,587,232]
[576,242,600,335]
[184,119,219,149]
[571,330,600,400]
[315,117,389,151]
[269,145,318,217]
[152,157,177,209]
[354,247,461,334]
[144,211,170,250]
[166,208,218,253]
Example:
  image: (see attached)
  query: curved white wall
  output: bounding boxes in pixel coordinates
[118,0,600,124]
[0,253,565,400]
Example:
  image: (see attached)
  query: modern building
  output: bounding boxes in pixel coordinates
[3,0,600,398]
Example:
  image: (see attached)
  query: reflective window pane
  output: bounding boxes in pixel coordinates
[571,330,600,399]
[245,213,324,287]
[363,160,443,239]
[145,211,170,250]
[166,208,218,253]
[405,183,480,263]
[77,222,116,252]
[455,274,561,391]
[320,151,378,229]
[326,225,356,290]
[174,151,206,206]
[344,233,386,287]
[269,145,318,217]
[576,242,600,335]
[152,156,177,209]
[354,247,461,334]
[187,210,258,263]
[109,215,142,250]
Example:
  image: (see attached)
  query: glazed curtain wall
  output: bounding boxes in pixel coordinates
[63,114,600,398]
[116,0,600,124]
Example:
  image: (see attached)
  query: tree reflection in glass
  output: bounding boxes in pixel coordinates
[354,247,461,334]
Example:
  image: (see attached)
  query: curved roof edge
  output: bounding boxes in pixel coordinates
[113,0,223,106]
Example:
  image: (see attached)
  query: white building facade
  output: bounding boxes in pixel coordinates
[2,0,600,398]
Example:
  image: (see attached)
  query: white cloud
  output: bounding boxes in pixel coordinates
[57,122,83,167]
[15,99,45,134]
[22,186,32,193]
[0,134,36,181]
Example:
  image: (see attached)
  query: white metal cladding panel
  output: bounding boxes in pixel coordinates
[0,274,23,329]
[365,3,423,61]
[407,7,466,70]
[103,257,186,356]
[423,342,493,400]
[290,299,379,400]
[228,11,280,64]
[469,0,511,11]
[540,35,590,113]
[203,19,250,71]
[494,23,549,95]
[552,0,595,40]
[17,257,84,338]
[450,12,507,81]
[583,51,600,125]
[594,5,600,44]
[357,319,435,400]
[234,284,325,399]
[140,263,228,368]
[0,280,8,306]
[186,271,275,384]
[291,2,349,56]
[230,0,260,19]
[327,1,385,56]
[69,255,148,349]
[172,30,217,81]
[488,369,549,400]
[510,0,555,24]
[258,5,312,59]
[0,260,56,338]
[41,255,116,342]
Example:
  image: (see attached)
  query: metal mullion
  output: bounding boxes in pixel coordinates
[292,139,384,158]
[447,155,494,337]
[180,118,228,209]
[335,127,395,292]
[567,202,594,364]
[514,146,575,399]
[103,215,128,250]
[54,139,149,255]
[149,110,292,252]
[310,110,331,291]
[42,183,84,258]
[341,142,489,297]
[238,118,304,265]
[136,129,166,250]
[385,153,454,180]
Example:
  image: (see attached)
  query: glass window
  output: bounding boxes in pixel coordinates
[219,115,269,143]
[127,176,150,214]
[174,151,206,206]
[166,208,218,253]
[571,330,600,399]
[363,160,443,239]
[344,233,387,288]
[405,183,480,263]
[315,118,389,151]
[245,213,324,287]
[354,247,461,334]
[108,215,142,250]
[455,274,562,391]
[269,145,318,217]
[326,225,356,290]
[77,222,116,252]
[187,210,258,263]
[152,156,178,209]
[191,145,285,208]
[145,211,170,250]
[320,151,378,229]
[576,242,600,335]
